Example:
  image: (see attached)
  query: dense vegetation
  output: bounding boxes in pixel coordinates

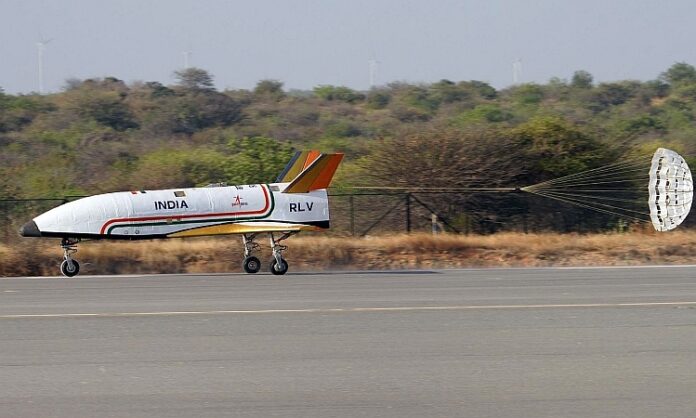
[3,63,696,233]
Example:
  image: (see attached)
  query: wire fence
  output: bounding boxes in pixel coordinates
[328,192,466,236]
[2,189,676,244]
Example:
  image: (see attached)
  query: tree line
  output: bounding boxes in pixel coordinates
[2,63,696,232]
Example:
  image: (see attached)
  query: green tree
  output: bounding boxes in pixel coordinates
[571,70,593,89]
[0,94,50,132]
[461,80,497,99]
[361,130,525,188]
[313,85,365,103]
[80,92,137,131]
[452,104,512,125]
[587,81,640,112]
[366,89,391,109]
[145,81,175,98]
[169,93,243,134]
[174,67,215,91]
[661,62,696,85]
[429,79,471,104]
[511,83,544,105]
[65,82,138,131]
[224,137,295,184]
[511,116,611,179]
[254,79,285,99]
[129,148,229,189]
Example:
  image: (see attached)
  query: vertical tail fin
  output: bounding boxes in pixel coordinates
[276,151,322,183]
[277,151,344,193]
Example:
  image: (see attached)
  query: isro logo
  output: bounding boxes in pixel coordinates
[232,195,248,207]
[154,201,189,210]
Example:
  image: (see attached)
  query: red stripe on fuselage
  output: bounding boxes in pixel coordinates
[99,185,271,235]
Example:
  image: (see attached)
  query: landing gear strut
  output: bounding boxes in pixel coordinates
[241,232,297,275]
[242,234,261,274]
[60,238,80,277]
[269,232,296,276]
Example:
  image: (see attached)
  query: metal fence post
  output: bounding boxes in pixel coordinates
[349,195,355,236]
[2,202,6,241]
[523,213,528,234]
[405,192,411,233]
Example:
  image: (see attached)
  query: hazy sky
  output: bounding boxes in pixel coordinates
[2,0,696,94]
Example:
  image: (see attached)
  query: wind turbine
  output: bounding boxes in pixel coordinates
[36,36,53,94]
[512,58,523,84]
[182,50,192,69]
[368,58,379,89]
[366,16,380,90]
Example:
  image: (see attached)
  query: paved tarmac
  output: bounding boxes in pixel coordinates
[2,267,696,418]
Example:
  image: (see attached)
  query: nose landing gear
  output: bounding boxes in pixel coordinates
[60,238,80,277]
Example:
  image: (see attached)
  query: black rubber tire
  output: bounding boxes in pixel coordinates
[270,258,289,275]
[60,259,80,277]
[243,256,261,274]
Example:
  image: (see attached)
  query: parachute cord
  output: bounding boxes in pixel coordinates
[536,191,650,217]
[527,190,651,224]
[529,190,651,223]
[527,190,648,205]
[530,168,650,188]
[531,173,650,190]
[346,186,517,192]
[531,163,649,187]
[530,178,649,189]
[527,156,651,189]
[526,188,651,193]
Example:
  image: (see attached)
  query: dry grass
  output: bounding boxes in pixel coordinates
[3,231,696,277]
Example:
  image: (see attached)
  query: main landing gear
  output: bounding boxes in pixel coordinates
[242,234,261,274]
[60,238,80,277]
[241,232,296,275]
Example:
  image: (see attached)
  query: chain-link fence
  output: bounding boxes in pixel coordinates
[328,193,464,236]
[327,191,628,236]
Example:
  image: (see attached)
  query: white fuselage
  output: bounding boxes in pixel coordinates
[30,183,330,239]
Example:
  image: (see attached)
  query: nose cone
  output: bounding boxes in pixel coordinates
[19,220,41,237]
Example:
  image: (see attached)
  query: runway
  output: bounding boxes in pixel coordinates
[2,267,696,418]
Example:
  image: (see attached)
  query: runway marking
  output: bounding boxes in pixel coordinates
[2,301,696,319]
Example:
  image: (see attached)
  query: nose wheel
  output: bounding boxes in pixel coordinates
[60,238,80,277]
[60,259,80,277]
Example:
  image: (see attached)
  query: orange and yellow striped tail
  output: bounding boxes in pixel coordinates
[276,151,344,193]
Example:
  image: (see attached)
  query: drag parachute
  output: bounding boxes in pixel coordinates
[648,148,693,231]
[522,147,693,232]
[352,147,694,232]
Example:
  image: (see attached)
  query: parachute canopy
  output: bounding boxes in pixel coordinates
[520,147,693,232]
[649,148,693,232]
